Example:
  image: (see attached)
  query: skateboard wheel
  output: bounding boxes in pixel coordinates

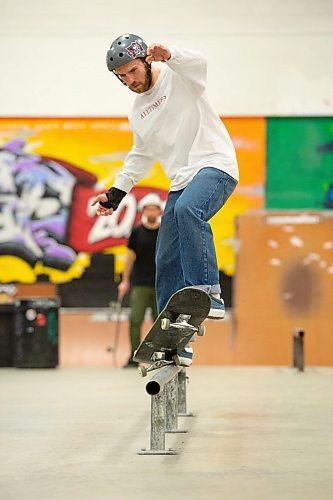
[138,367,147,377]
[198,324,205,336]
[161,318,170,330]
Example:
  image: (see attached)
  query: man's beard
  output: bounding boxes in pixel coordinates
[129,62,152,93]
[129,79,150,93]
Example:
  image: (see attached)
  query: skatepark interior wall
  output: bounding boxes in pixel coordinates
[232,211,333,366]
[1,1,332,117]
[3,210,332,367]
[1,2,332,368]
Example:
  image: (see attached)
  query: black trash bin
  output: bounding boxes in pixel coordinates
[0,304,15,367]
[14,297,60,368]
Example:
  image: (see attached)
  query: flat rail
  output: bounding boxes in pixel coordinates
[146,364,182,396]
[139,366,192,455]
[293,328,305,372]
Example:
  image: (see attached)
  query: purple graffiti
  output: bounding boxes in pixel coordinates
[0,139,77,272]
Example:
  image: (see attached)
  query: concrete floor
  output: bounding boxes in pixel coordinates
[0,367,332,500]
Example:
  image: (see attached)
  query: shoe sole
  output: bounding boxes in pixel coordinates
[208,308,226,320]
[178,358,192,367]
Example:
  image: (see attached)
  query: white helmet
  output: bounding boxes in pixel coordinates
[138,193,164,211]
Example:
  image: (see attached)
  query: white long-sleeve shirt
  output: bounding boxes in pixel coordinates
[113,46,239,193]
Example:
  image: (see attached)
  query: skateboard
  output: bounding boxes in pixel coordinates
[133,287,210,376]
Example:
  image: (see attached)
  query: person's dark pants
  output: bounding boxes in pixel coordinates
[129,286,158,356]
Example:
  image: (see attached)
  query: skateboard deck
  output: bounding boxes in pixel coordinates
[133,287,210,368]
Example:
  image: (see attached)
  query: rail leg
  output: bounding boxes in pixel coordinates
[178,368,194,417]
[138,388,177,455]
[166,376,187,434]
[293,328,305,372]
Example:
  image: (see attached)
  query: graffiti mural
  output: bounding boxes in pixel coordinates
[0,131,167,283]
[0,117,265,284]
[0,138,79,271]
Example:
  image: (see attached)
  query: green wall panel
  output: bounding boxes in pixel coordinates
[266,118,333,209]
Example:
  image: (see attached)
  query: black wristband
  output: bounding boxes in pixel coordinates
[99,187,127,211]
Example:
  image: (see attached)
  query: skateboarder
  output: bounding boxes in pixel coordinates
[118,193,163,367]
[91,34,239,366]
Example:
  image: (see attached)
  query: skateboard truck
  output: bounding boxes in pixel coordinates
[134,287,210,376]
[161,316,205,336]
[138,353,181,377]
[137,317,206,377]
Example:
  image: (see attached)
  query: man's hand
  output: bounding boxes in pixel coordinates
[91,193,114,217]
[146,44,171,63]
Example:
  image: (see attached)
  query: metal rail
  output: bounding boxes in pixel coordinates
[146,364,182,396]
[293,328,305,372]
[139,366,192,455]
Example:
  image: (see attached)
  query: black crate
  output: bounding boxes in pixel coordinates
[14,298,60,368]
[0,304,15,367]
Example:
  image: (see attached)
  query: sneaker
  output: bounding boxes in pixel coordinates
[208,295,226,319]
[178,347,193,367]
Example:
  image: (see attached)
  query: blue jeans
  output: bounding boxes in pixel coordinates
[155,167,238,312]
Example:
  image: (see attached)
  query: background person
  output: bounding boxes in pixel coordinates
[118,193,163,367]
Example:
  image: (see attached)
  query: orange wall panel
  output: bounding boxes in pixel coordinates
[233,212,333,365]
